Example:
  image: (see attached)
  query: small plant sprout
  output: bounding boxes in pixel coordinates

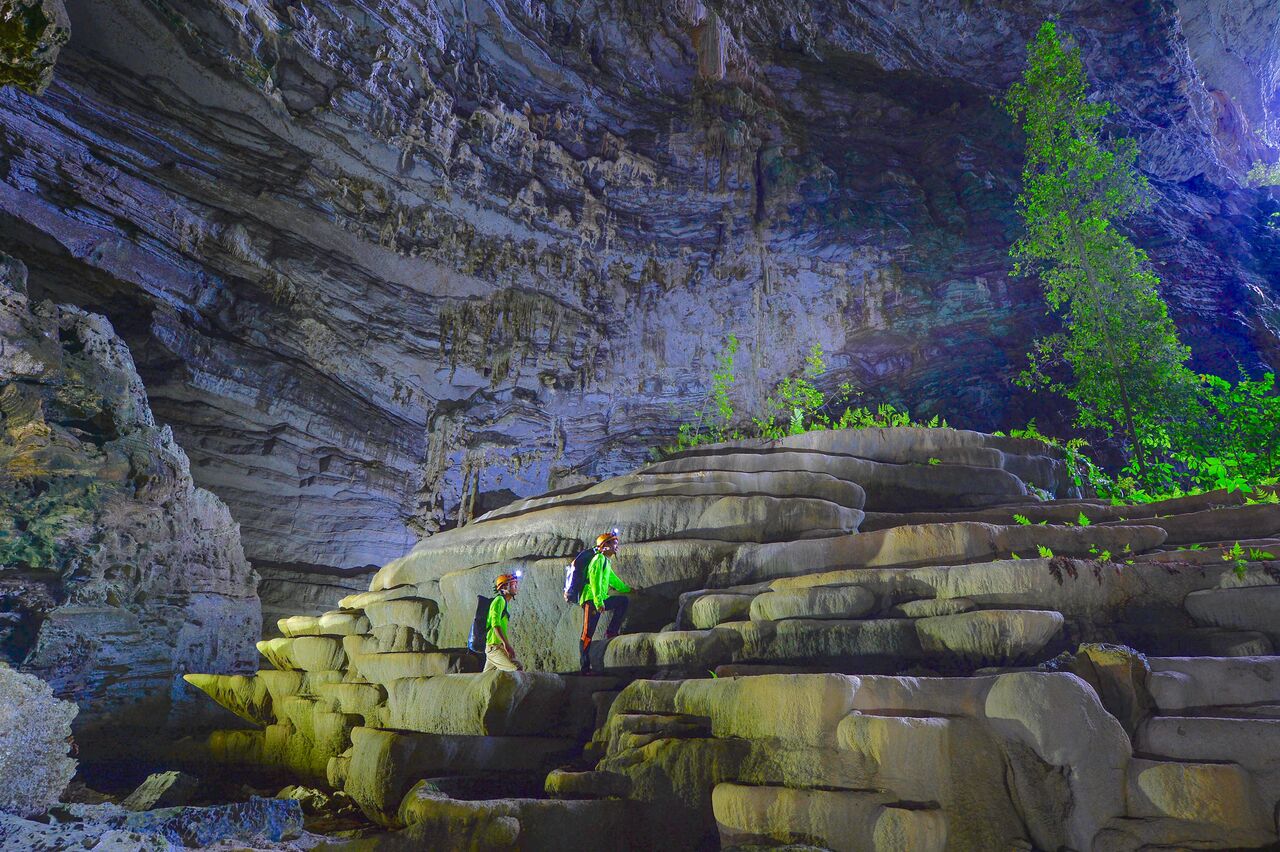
[1222,541,1248,579]
[1037,545,1055,558]
[1013,514,1032,526]
[1077,512,1091,527]
[928,457,941,466]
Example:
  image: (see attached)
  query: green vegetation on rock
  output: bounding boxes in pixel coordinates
[1002,22,1280,504]
[671,339,946,453]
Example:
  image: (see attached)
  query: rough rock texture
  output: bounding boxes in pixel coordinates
[0,663,76,818]
[0,0,69,94]
[1,0,1278,580]
[190,428,1280,850]
[0,798,310,850]
[0,253,259,745]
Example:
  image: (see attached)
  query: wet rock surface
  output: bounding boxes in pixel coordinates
[0,253,259,747]
[1,0,1278,583]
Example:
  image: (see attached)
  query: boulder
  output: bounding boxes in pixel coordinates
[1045,644,1153,736]
[544,769,632,800]
[120,771,200,811]
[0,665,77,817]
[674,674,857,747]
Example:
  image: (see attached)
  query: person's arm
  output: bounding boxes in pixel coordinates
[496,622,516,660]
[606,560,631,594]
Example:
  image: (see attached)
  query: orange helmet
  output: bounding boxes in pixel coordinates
[494,571,522,592]
[596,530,620,550]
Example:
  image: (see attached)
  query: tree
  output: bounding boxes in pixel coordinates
[1004,21,1195,482]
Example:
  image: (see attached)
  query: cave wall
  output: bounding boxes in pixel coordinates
[1,0,1278,575]
[0,251,259,747]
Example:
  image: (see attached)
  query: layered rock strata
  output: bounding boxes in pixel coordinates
[0,252,259,745]
[1,0,1278,580]
[189,427,1280,849]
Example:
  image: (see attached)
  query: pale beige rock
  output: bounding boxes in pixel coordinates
[363,597,440,641]
[720,618,922,665]
[256,636,347,672]
[481,469,868,521]
[689,594,754,629]
[1127,758,1273,839]
[674,674,857,747]
[1148,656,1280,713]
[603,628,744,670]
[749,585,876,621]
[1137,717,1280,801]
[382,670,566,736]
[344,727,578,826]
[995,523,1167,558]
[349,651,475,685]
[338,585,423,611]
[1184,586,1280,638]
[1126,503,1280,546]
[984,672,1131,850]
[182,673,272,726]
[891,597,975,617]
[256,670,305,706]
[645,448,1031,512]
[914,610,1064,663]
[370,624,433,653]
[313,682,387,726]
[711,783,945,852]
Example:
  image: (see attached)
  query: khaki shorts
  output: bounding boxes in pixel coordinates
[483,643,520,672]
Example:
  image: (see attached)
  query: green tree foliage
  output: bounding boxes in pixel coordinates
[670,340,945,453]
[1004,21,1196,480]
[675,335,742,450]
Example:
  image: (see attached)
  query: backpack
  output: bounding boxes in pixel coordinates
[563,549,594,604]
[467,594,494,653]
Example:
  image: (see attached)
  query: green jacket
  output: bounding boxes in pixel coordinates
[485,595,510,647]
[579,552,631,608]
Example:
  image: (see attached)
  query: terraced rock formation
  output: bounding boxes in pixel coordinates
[0,252,259,751]
[188,427,1280,849]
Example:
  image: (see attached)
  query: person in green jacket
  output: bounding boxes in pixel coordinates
[578,531,631,674]
[484,572,524,672]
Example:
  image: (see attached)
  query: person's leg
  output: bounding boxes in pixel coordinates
[603,594,630,638]
[484,643,518,672]
[580,602,601,671]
